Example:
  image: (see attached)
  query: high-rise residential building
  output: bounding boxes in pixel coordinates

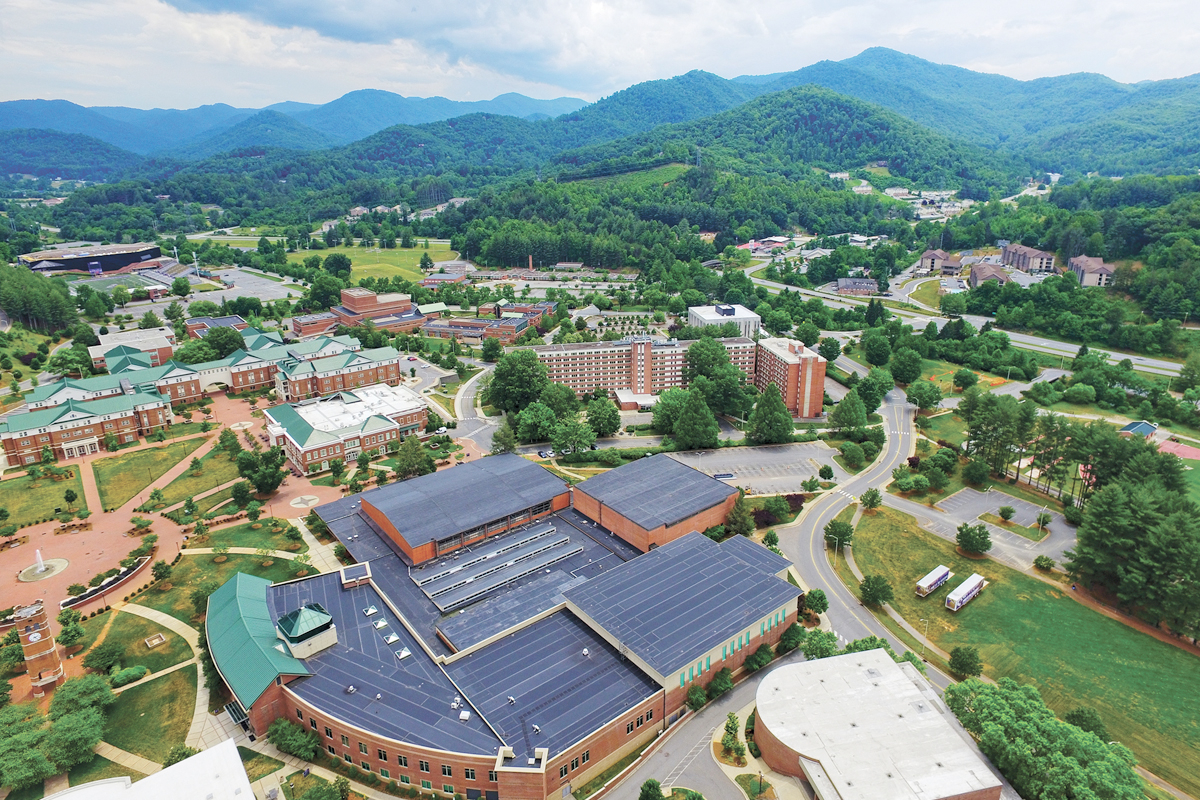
[753,338,826,418]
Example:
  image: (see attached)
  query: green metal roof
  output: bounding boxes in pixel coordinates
[0,391,166,434]
[206,573,310,709]
[277,603,332,642]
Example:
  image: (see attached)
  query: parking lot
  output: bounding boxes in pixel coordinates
[668,441,850,495]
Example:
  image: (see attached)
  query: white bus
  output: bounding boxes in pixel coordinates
[945,573,987,611]
[916,565,952,597]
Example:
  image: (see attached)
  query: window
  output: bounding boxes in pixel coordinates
[400,776,410,785]
[441,765,452,777]
[361,761,371,771]
[419,760,430,773]
[420,781,432,791]
[343,754,352,763]
[442,786,454,795]
[378,749,387,762]
[559,765,569,779]
[680,673,685,688]
[464,769,475,781]
[571,758,579,770]
[341,735,350,746]
[706,656,711,671]
[626,721,634,734]
[296,709,303,720]
[310,719,317,730]
[488,771,498,783]
[582,751,590,764]
[325,727,333,738]
[359,742,368,755]
[380,768,390,779]
[398,756,408,768]
[327,746,335,755]
[636,715,643,728]
[646,709,654,721]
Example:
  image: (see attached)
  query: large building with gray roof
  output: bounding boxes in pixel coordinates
[207,455,804,800]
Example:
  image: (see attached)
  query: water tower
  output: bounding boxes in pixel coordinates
[13,600,65,697]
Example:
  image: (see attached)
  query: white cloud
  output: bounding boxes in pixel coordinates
[2,0,1199,108]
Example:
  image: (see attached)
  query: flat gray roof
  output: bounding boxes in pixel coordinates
[564,532,800,677]
[719,535,792,576]
[354,454,569,549]
[574,454,737,531]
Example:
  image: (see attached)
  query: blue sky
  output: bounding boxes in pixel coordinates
[2,0,1197,108]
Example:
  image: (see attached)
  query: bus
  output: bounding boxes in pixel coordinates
[945,573,987,611]
[916,565,952,597]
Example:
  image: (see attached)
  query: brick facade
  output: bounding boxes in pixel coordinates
[571,487,737,552]
[754,338,827,418]
[276,359,404,403]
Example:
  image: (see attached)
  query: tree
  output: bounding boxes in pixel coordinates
[235,446,287,495]
[190,579,219,616]
[949,646,983,678]
[863,335,891,366]
[43,707,105,769]
[585,397,620,437]
[1064,706,1109,742]
[163,300,185,322]
[83,293,107,319]
[818,337,841,363]
[672,387,720,450]
[81,641,123,673]
[162,744,200,767]
[956,522,992,554]
[860,574,894,606]
[539,382,580,420]
[489,350,549,413]
[905,380,943,411]
[706,667,734,699]
[952,368,978,392]
[776,622,806,654]
[490,422,519,454]
[859,487,881,510]
[1036,511,1052,530]
[393,435,434,480]
[552,418,597,455]
[174,340,219,364]
[219,428,242,458]
[998,505,1016,521]
[744,644,774,671]
[889,348,923,385]
[748,383,794,444]
[639,779,664,800]
[151,559,172,581]
[963,460,989,485]
[231,481,252,508]
[245,500,263,523]
[685,684,707,712]
[138,310,163,330]
[806,588,829,615]
[651,387,689,434]
[726,494,754,538]
[823,519,853,549]
[63,488,77,510]
[839,441,864,468]
[518,402,558,443]
[1034,555,1055,571]
[49,674,115,721]
[940,293,967,316]
[480,337,503,362]
[266,718,320,760]
[170,277,191,297]
[110,285,131,308]
[203,326,247,358]
[829,388,867,433]
[802,629,839,660]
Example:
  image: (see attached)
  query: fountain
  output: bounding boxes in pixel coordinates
[18,549,68,582]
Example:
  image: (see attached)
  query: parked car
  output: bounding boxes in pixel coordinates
[537,450,550,458]
[408,356,418,361]
[435,427,447,435]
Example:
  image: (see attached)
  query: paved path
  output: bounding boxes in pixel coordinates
[94,741,163,776]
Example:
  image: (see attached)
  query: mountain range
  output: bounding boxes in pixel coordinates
[4,48,1200,184]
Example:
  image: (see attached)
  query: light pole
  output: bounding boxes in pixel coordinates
[920,617,930,659]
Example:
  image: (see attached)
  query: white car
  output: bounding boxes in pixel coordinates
[435,427,447,435]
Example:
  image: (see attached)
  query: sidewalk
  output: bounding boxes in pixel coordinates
[94,741,162,776]
[702,698,806,800]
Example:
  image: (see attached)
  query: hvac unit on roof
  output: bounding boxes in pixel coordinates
[531,725,541,734]
[375,694,382,701]
[582,648,589,657]
[459,710,471,722]
[507,696,516,705]
[347,685,357,694]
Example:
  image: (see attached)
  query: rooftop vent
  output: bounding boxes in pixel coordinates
[363,606,378,617]
[375,694,382,700]
[395,648,411,660]
[384,634,399,644]
[346,685,356,694]
[459,710,471,722]
[532,725,541,734]
[582,648,590,657]
[373,619,388,629]
[507,696,516,705]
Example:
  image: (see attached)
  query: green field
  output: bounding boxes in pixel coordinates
[82,609,193,674]
[575,163,691,191]
[923,412,967,447]
[201,519,308,554]
[0,470,87,526]
[104,665,197,764]
[239,747,285,782]
[158,447,241,507]
[92,438,208,510]
[908,278,942,309]
[1182,458,1200,506]
[919,358,1009,393]
[850,507,1200,797]
[286,242,458,282]
[73,274,161,293]
[136,554,305,623]
[68,755,147,786]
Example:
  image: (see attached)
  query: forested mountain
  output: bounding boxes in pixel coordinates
[0,129,143,181]
[89,103,256,151]
[164,111,340,159]
[0,100,154,153]
[553,86,1027,197]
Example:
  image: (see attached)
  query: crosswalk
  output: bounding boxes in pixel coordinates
[661,724,718,787]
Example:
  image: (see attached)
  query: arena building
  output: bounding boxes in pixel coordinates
[208,455,799,800]
[570,453,739,551]
[755,650,1003,800]
[19,243,161,273]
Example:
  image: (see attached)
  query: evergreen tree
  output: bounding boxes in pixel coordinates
[672,387,720,450]
[490,422,518,454]
[829,388,867,432]
[748,383,793,444]
[726,494,754,538]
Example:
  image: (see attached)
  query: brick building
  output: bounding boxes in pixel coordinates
[0,390,169,465]
[421,273,470,289]
[265,384,427,473]
[273,347,405,402]
[754,338,826,418]
[291,288,426,338]
[186,315,248,339]
[421,317,529,344]
[478,300,558,327]
[836,277,879,296]
[87,326,176,371]
[1001,243,1056,272]
[969,263,1010,289]
[528,336,756,398]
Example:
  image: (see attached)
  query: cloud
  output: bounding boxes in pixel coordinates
[3,0,1199,108]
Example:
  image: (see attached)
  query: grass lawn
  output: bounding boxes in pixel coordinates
[427,392,456,418]
[850,507,1200,798]
[162,422,207,439]
[197,485,237,515]
[0,470,87,526]
[5,783,44,800]
[1180,458,1200,506]
[978,512,1047,542]
[279,771,367,800]
[919,358,1009,394]
[243,269,285,282]
[92,438,207,510]
[104,665,197,764]
[136,553,303,624]
[159,448,241,508]
[69,755,147,786]
[238,746,285,782]
[735,774,772,800]
[286,242,458,283]
[922,412,967,447]
[576,162,691,190]
[201,519,307,554]
[908,278,943,309]
[83,609,193,673]
[892,460,1064,512]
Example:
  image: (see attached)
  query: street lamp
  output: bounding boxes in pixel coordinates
[920,617,930,660]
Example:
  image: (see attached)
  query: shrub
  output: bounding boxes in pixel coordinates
[706,667,734,700]
[751,509,777,528]
[82,641,123,673]
[1063,505,1085,525]
[267,717,320,760]
[111,666,150,687]
[818,464,833,480]
[776,622,806,654]
[685,684,708,712]
[998,506,1016,521]
[1034,555,1055,571]
[748,742,761,758]
[743,644,774,672]
[784,493,805,512]
[962,460,989,485]
[763,530,779,547]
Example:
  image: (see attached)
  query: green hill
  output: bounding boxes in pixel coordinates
[165,111,340,159]
[0,129,142,180]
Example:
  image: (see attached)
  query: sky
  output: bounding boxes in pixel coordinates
[2,0,1199,109]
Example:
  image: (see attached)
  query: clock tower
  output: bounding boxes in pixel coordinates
[14,600,64,697]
